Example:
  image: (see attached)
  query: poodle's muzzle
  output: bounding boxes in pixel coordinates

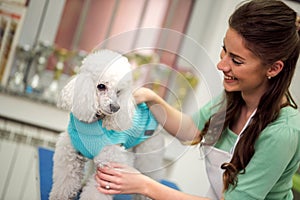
[96,83,121,119]
[96,103,120,119]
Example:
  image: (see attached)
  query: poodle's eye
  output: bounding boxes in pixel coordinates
[116,90,121,96]
[97,84,106,91]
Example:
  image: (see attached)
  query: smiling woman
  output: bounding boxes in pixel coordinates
[217,28,277,98]
[95,1,300,200]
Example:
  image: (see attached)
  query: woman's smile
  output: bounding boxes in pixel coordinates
[224,74,237,81]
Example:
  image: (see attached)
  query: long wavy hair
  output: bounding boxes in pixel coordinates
[198,0,300,191]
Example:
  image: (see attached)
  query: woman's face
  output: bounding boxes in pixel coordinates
[217,28,270,97]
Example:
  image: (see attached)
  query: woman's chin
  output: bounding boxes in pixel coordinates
[223,86,239,93]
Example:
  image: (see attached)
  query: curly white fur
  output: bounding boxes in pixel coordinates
[50,49,164,200]
[57,50,135,130]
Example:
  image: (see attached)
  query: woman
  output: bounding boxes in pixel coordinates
[96,0,300,199]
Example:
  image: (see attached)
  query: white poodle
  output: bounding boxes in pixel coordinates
[49,49,165,200]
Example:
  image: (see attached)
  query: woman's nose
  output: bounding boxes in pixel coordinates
[217,55,230,72]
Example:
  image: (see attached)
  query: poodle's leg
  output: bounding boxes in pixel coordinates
[79,175,112,200]
[49,132,87,200]
[132,133,166,200]
[134,133,165,180]
[80,145,133,200]
[94,145,134,166]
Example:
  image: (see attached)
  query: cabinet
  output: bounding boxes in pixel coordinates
[0,1,27,85]
[0,92,68,199]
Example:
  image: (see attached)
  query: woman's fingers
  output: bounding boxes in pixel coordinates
[98,162,140,174]
[95,175,119,191]
[104,162,126,169]
[97,182,120,195]
[133,87,153,104]
[95,169,121,195]
[95,162,143,195]
[96,165,120,182]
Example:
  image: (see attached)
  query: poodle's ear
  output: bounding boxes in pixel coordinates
[57,76,77,110]
[71,72,98,122]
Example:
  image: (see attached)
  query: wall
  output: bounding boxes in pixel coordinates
[18,0,65,47]
[285,0,300,103]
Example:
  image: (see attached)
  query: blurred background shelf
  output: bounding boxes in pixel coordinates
[0,92,68,132]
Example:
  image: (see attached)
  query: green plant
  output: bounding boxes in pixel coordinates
[293,172,300,193]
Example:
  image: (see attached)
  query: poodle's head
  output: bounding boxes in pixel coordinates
[58,49,135,130]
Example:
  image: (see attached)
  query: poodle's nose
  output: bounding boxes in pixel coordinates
[110,104,120,113]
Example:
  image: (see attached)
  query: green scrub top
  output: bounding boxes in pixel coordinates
[193,98,300,200]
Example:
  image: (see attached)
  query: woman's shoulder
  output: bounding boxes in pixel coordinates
[192,94,224,132]
[259,106,300,144]
[270,106,300,130]
[200,94,224,113]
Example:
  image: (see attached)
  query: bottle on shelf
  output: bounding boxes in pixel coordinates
[7,44,32,94]
[42,47,71,104]
[25,41,53,97]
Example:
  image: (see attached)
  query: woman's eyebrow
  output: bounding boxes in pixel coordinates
[229,52,246,61]
[223,39,246,61]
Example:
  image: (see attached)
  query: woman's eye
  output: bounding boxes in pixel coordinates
[232,58,243,65]
[97,84,106,90]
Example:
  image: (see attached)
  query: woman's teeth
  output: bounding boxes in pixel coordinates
[224,75,236,80]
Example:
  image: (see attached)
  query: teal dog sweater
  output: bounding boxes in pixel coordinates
[68,103,158,159]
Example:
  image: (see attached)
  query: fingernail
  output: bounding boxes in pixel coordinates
[98,163,104,168]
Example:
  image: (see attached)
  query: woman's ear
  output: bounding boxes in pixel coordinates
[266,60,284,79]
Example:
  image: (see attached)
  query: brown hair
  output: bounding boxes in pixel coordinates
[199,0,300,191]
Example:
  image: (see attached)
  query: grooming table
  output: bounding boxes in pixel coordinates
[38,147,180,200]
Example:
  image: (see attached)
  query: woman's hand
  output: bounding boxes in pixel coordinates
[133,87,157,105]
[96,162,148,195]
[133,87,199,142]
[96,162,212,200]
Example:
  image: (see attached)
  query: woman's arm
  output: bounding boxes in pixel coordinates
[134,87,200,142]
[96,163,210,200]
